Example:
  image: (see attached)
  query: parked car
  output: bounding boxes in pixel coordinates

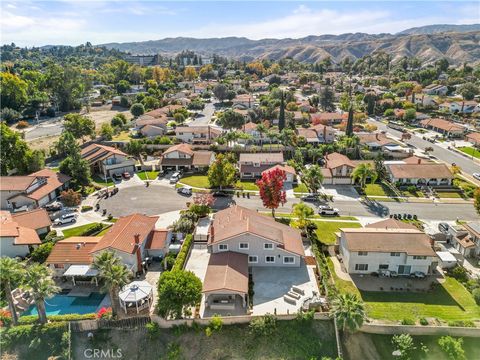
[473,173,480,181]
[122,172,131,180]
[44,202,63,212]
[112,173,122,181]
[169,172,181,184]
[301,194,319,202]
[53,213,77,226]
[411,271,426,279]
[177,186,192,196]
[318,205,339,216]
[438,222,449,234]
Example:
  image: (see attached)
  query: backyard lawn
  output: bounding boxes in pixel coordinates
[137,171,159,181]
[313,221,362,245]
[179,175,210,188]
[62,222,109,238]
[458,146,480,159]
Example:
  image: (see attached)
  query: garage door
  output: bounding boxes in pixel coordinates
[109,166,135,177]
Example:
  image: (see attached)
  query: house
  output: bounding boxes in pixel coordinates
[242,122,260,138]
[144,105,184,119]
[385,161,453,186]
[158,144,214,171]
[238,152,284,179]
[232,94,254,109]
[0,169,70,211]
[322,152,355,185]
[139,124,167,138]
[357,133,413,159]
[11,208,52,237]
[414,95,438,107]
[422,84,448,96]
[465,132,480,146]
[453,222,480,258]
[338,218,438,275]
[250,81,269,92]
[439,101,479,114]
[310,124,336,143]
[419,118,466,138]
[0,211,43,258]
[262,164,297,183]
[175,125,223,144]
[310,112,344,126]
[81,143,136,178]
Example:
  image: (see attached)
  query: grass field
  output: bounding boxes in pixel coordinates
[313,221,362,245]
[459,146,480,159]
[137,171,159,181]
[236,180,259,191]
[179,175,210,188]
[62,222,109,238]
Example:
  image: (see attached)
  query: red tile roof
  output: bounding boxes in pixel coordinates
[325,152,355,169]
[163,143,194,156]
[202,251,248,294]
[12,208,51,230]
[46,237,101,265]
[0,211,42,245]
[145,230,169,250]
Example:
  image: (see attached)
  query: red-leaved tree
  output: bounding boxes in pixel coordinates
[256,168,287,218]
[193,193,215,207]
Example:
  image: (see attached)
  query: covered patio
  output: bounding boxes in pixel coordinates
[118,281,153,314]
[63,265,99,286]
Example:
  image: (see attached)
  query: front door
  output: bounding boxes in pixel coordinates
[398,265,411,275]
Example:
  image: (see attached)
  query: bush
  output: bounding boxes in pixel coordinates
[146,322,160,338]
[164,253,177,271]
[472,288,480,305]
[45,107,56,117]
[16,120,29,129]
[82,223,105,236]
[449,266,469,283]
[400,318,415,325]
[96,307,112,319]
[249,314,277,336]
[209,315,223,332]
[0,309,12,327]
[130,103,145,117]
[172,234,193,271]
[447,320,474,327]
[120,96,130,108]
[419,317,428,326]
[60,189,82,206]
[18,313,96,325]
[81,205,93,212]
[43,230,59,242]
[30,241,54,263]
[205,326,212,337]
[0,108,22,123]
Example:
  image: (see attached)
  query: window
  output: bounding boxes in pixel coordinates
[283,256,295,264]
[264,243,274,250]
[54,264,64,269]
[218,244,228,251]
[248,256,258,263]
[355,264,368,271]
[265,256,275,263]
[413,256,427,260]
[358,251,368,256]
[239,243,249,250]
[379,264,389,270]
[390,252,401,257]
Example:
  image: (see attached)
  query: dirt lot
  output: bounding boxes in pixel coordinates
[87,105,133,128]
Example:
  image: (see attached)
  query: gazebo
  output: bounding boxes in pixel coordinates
[118,281,153,314]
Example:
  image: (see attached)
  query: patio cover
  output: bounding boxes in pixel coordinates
[119,281,153,303]
[63,265,99,277]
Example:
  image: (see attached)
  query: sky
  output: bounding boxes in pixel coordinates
[1,1,479,47]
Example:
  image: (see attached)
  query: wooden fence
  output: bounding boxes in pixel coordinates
[70,316,151,332]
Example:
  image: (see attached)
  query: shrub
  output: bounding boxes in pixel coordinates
[205,326,212,337]
[82,223,105,236]
[130,103,145,117]
[16,120,29,129]
[60,189,82,206]
[119,96,130,108]
[447,320,474,327]
[419,318,428,326]
[400,318,415,325]
[44,230,60,242]
[96,307,112,320]
[472,288,480,305]
[209,315,223,332]
[164,253,177,271]
[30,241,54,263]
[45,107,56,117]
[249,314,277,336]
[146,321,160,338]
[18,313,96,325]
[81,205,93,212]
[449,266,469,283]
[0,309,12,327]
[172,234,193,271]
[0,108,22,123]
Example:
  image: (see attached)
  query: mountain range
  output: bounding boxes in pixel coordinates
[100,24,480,65]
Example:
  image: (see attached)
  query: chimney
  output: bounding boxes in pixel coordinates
[134,233,143,273]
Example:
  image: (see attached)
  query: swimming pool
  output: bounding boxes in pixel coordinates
[22,292,106,316]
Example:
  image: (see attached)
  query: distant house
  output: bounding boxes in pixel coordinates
[140,124,167,138]
[232,94,254,109]
[465,132,480,146]
[158,144,214,171]
[339,218,438,275]
[452,222,480,258]
[385,161,453,186]
[238,152,284,179]
[250,81,269,92]
[297,124,335,144]
[310,112,344,126]
[322,152,355,185]
[81,143,135,178]
[262,164,297,183]
[0,211,43,258]
[242,122,260,138]
[0,169,70,211]
[414,95,438,107]
[419,118,466,138]
[175,125,223,144]
[357,133,413,159]
[422,84,448,96]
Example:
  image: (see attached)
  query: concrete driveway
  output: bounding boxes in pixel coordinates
[251,260,320,316]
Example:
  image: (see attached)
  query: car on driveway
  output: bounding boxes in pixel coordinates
[53,213,77,226]
[112,173,122,181]
[177,186,192,196]
[318,205,339,216]
[122,172,131,180]
[411,271,426,279]
[169,172,181,184]
[44,202,63,212]
[473,173,480,181]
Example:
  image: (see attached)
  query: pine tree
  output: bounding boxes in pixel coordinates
[278,91,286,131]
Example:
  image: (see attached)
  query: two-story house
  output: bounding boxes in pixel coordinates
[339,218,438,276]
[175,125,223,144]
[81,143,136,178]
[322,152,355,185]
[158,143,214,171]
[238,153,284,179]
[0,169,71,211]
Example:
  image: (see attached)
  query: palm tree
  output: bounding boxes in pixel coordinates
[301,165,324,195]
[256,123,267,148]
[330,293,366,332]
[93,251,131,317]
[291,203,314,234]
[0,257,24,325]
[22,263,60,324]
[351,163,378,189]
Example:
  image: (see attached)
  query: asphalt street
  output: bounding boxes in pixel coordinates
[188,101,217,126]
[368,118,480,176]
[23,117,64,141]
[97,184,479,221]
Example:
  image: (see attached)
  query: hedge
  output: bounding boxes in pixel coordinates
[172,234,193,271]
[18,313,96,325]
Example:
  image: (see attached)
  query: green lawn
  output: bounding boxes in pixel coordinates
[97,225,113,236]
[363,183,398,197]
[92,175,115,187]
[436,191,464,199]
[112,131,132,141]
[459,146,480,159]
[179,175,210,188]
[313,221,362,245]
[293,183,308,193]
[327,258,360,295]
[236,180,259,191]
[137,171,159,181]
[62,223,109,238]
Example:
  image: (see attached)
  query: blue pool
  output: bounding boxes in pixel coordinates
[22,292,106,316]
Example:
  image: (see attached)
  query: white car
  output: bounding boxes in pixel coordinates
[473,173,480,181]
[169,172,181,184]
[54,213,77,225]
[177,186,192,196]
[318,205,339,216]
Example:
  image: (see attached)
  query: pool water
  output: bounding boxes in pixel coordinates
[22,292,106,316]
